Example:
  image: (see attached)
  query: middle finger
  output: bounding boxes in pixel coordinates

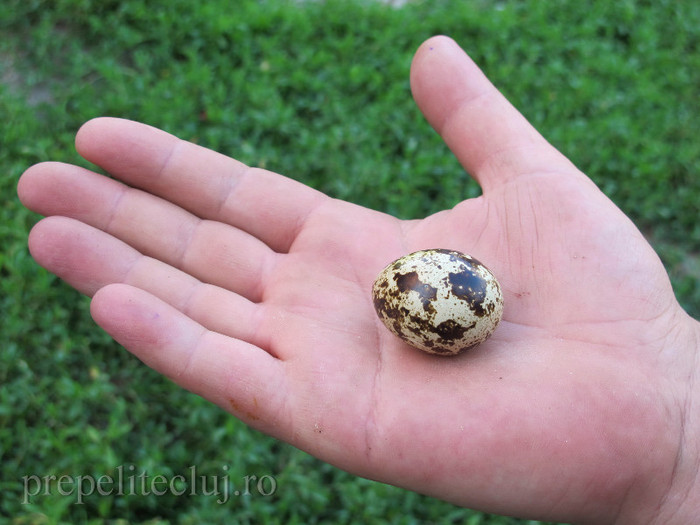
[19,162,275,302]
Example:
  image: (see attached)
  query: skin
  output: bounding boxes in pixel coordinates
[16,36,700,523]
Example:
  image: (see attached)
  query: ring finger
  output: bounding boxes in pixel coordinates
[28,216,269,349]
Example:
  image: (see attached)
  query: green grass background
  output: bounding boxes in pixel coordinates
[1,0,698,523]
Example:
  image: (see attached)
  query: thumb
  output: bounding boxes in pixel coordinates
[410,35,577,192]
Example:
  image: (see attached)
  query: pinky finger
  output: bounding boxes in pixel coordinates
[90,283,288,435]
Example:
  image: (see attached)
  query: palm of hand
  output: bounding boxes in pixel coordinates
[274,165,681,520]
[18,37,697,523]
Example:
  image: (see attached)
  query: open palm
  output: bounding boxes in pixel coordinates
[18,36,700,523]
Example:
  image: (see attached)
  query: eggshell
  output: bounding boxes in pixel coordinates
[372,249,503,355]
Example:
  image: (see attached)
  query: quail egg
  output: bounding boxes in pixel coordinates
[372,249,503,355]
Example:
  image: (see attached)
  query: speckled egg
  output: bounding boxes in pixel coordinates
[372,249,504,355]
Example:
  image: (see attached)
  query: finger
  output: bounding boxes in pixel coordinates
[410,35,578,191]
[90,283,287,434]
[74,117,329,253]
[28,216,268,349]
[19,162,274,302]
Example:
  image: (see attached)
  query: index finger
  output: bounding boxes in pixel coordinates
[75,117,328,253]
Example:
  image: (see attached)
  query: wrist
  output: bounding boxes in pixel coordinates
[620,314,700,525]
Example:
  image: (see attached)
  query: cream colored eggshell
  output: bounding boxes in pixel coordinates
[372,249,503,355]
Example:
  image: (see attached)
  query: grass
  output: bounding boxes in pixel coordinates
[1,0,699,523]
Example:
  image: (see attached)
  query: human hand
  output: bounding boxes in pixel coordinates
[18,36,700,523]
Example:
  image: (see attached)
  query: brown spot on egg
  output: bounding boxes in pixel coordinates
[435,319,477,340]
[448,269,489,317]
[394,271,438,312]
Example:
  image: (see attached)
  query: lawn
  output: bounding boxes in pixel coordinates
[1,0,698,523]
